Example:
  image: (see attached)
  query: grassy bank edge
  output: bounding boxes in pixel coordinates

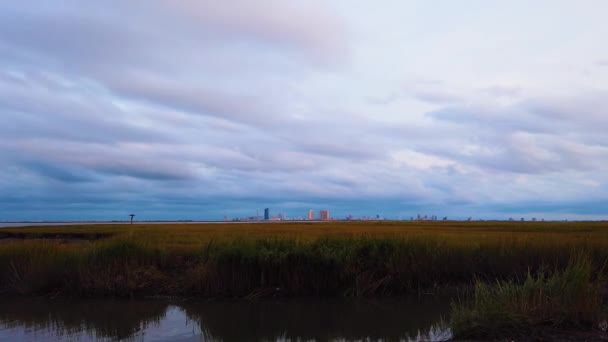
[450,254,608,340]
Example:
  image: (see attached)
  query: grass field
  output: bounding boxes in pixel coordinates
[3,220,608,247]
[2,221,608,338]
[2,221,608,293]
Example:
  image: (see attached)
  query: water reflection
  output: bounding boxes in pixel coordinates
[0,298,167,341]
[0,297,452,341]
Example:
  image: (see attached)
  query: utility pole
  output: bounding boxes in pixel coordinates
[129,214,135,224]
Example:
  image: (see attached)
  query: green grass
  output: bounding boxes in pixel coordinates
[451,254,608,339]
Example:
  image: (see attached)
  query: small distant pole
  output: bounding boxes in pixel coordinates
[129,214,135,224]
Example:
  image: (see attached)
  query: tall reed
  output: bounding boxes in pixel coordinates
[451,254,608,339]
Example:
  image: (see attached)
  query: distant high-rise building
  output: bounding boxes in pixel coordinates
[319,210,330,220]
[307,210,314,220]
[264,208,270,220]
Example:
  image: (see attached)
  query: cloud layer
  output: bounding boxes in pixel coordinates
[1,1,608,220]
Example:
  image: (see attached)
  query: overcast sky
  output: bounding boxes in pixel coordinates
[1,1,608,221]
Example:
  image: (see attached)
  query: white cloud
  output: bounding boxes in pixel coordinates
[1,1,608,220]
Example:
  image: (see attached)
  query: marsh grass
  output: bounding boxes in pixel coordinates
[450,254,608,339]
[1,221,608,298]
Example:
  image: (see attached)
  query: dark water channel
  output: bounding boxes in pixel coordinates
[0,296,452,341]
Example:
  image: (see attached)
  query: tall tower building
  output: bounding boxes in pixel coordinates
[307,210,314,220]
[319,210,330,220]
[264,208,270,220]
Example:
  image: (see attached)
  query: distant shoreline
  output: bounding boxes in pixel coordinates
[2,219,606,228]
[0,221,217,228]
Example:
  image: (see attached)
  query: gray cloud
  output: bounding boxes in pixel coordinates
[0,71,168,144]
[425,93,608,175]
[481,85,522,98]
[19,160,96,183]
[99,71,279,127]
[3,140,197,181]
[411,90,462,105]
[161,0,350,65]
[0,2,607,221]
